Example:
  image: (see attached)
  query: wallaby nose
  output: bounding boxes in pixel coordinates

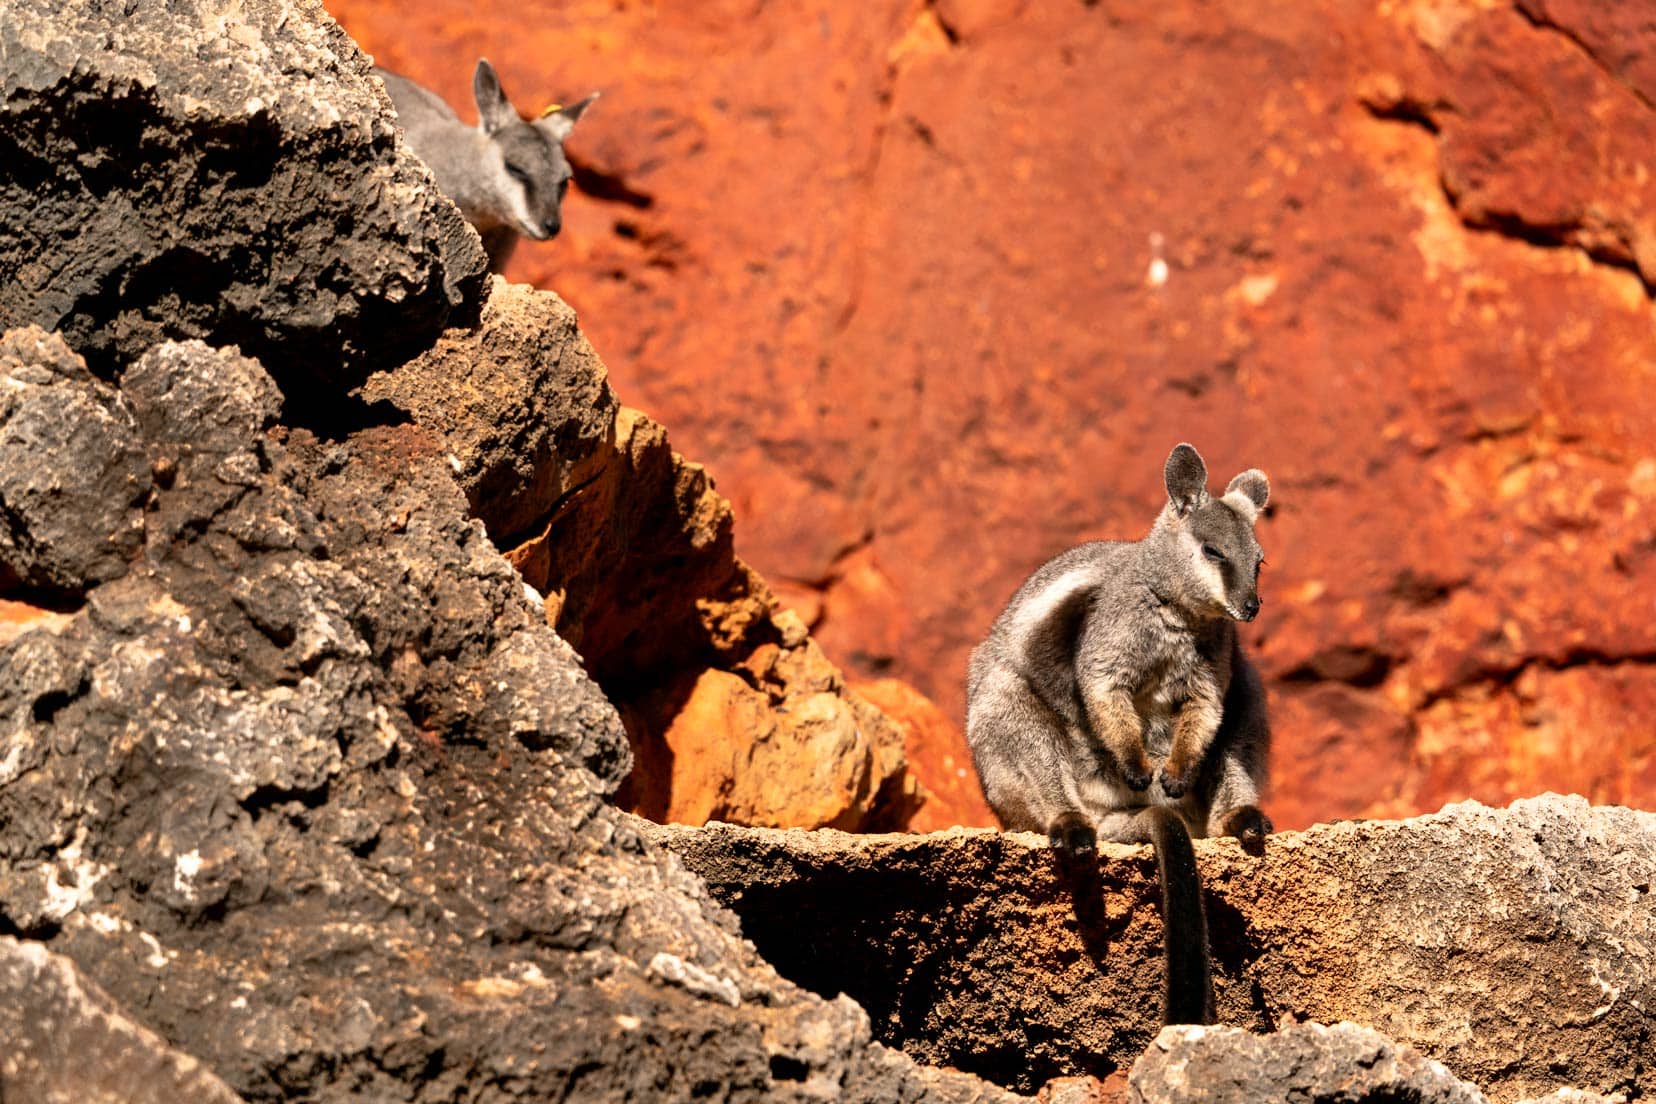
[1241,596,1261,620]
[541,215,561,238]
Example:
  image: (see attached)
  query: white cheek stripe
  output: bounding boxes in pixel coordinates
[490,145,545,238]
[1182,530,1228,607]
[1221,491,1259,524]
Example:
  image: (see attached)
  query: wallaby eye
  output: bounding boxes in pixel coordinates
[505,163,532,186]
[557,178,570,199]
[1201,544,1225,564]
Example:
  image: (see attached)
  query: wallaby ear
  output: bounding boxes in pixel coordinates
[473,59,519,134]
[1164,443,1209,516]
[536,92,599,142]
[1225,469,1270,512]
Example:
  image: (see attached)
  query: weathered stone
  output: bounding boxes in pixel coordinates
[0,330,1010,1103]
[0,0,486,391]
[0,328,149,592]
[369,278,925,831]
[1129,1022,1485,1104]
[328,0,1656,831]
[0,936,247,1104]
[360,277,616,547]
[653,795,1654,1101]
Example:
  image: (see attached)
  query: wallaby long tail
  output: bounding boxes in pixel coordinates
[1141,805,1214,1025]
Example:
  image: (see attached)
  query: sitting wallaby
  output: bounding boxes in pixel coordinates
[965,442,1273,1025]
[375,59,597,272]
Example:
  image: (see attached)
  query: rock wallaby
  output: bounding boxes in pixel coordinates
[965,442,1273,1025]
[375,59,597,272]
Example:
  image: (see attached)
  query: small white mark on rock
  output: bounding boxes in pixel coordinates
[646,952,741,1008]
[448,454,464,473]
[615,1013,642,1031]
[173,849,204,899]
[42,830,108,921]
[1147,231,1169,288]
[139,930,168,969]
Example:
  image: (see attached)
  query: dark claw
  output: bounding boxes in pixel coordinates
[1158,767,1188,799]
[1222,805,1273,856]
[1048,811,1097,857]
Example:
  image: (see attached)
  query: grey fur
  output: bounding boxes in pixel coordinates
[375,59,596,273]
[965,442,1272,847]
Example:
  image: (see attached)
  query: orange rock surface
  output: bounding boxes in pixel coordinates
[329,0,1656,832]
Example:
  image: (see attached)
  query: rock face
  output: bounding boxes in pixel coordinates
[367,277,924,831]
[0,937,247,1104]
[0,0,486,391]
[0,328,1006,1103]
[654,795,1655,1101]
[327,0,1656,831]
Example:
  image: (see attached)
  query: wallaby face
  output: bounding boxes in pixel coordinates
[375,59,597,272]
[1161,445,1269,623]
[472,60,594,243]
[965,442,1275,1026]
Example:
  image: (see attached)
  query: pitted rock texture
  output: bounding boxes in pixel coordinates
[0,328,151,592]
[1128,1022,1628,1104]
[328,0,1656,831]
[0,937,247,1104]
[0,0,485,392]
[367,277,925,831]
[1126,1021,1626,1104]
[653,795,1654,1101]
[0,330,1009,1103]
[1129,1022,1485,1104]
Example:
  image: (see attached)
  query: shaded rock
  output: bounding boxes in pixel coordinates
[1129,1022,1484,1104]
[652,795,1654,1100]
[360,277,615,548]
[0,329,1010,1103]
[0,328,150,592]
[368,278,925,831]
[0,0,486,392]
[0,936,246,1104]
[330,0,1656,831]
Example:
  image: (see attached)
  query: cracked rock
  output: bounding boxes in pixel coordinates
[0,330,1011,1103]
[0,0,486,391]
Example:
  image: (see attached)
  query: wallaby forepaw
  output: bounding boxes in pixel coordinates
[1121,760,1153,792]
[1157,766,1189,799]
[1048,811,1097,857]
[1221,806,1273,855]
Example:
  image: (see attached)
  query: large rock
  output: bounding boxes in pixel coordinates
[328,0,1656,831]
[1127,1021,1623,1104]
[0,0,486,391]
[367,278,925,831]
[0,937,247,1104]
[1129,1022,1486,1104]
[654,795,1654,1101]
[0,330,1009,1103]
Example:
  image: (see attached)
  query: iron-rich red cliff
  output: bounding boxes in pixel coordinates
[329,0,1656,831]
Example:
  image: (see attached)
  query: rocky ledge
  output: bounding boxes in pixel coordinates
[655,795,1654,1101]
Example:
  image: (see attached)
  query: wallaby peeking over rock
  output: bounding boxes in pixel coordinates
[375,59,597,273]
[965,442,1273,1024]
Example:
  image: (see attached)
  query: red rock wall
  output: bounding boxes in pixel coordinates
[328,0,1656,831]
